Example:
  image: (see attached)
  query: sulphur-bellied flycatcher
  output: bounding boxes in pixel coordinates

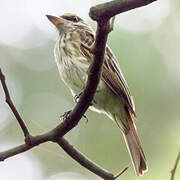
[46,13,147,176]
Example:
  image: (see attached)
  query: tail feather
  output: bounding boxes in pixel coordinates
[114,112,147,176]
[123,124,147,176]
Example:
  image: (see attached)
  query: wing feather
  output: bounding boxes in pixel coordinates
[103,47,135,114]
[79,30,135,115]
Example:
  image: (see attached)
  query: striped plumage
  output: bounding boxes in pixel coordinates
[47,13,147,177]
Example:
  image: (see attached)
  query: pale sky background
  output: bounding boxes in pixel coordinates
[0,0,169,49]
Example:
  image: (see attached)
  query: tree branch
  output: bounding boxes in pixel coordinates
[171,151,180,180]
[57,138,114,180]
[0,0,156,179]
[89,0,157,21]
[0,68,119,180]
[0,69,30,138]
[0,136,115,180]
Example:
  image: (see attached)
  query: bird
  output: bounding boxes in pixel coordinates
[46,13,147,177]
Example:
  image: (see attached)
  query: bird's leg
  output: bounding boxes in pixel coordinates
[83,114,88,123]
[71,89,99,123]
[59,110,72,121]
[59,109,89,123]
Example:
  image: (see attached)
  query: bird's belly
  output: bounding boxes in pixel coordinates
[56,57,88,94]
[61,66,87,93]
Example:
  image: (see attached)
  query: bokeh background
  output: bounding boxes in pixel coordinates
[0,0,180,179]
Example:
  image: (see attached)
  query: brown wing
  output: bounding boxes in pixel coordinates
[79,29,135,115]
[102,47,135,115]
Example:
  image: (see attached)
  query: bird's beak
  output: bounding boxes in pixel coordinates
[46,15,69,27]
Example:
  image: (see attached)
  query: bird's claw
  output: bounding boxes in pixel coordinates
[83,114,88,123]
[59,110,88,123]
[59,110,72,121]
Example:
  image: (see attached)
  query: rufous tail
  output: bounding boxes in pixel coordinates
[123,120,147,176]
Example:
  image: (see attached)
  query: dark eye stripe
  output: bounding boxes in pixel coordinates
[61,15,82,22]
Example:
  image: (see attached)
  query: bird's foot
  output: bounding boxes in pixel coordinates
[83,114,88,123]
[59,110,88,123]
[59,110,72,121]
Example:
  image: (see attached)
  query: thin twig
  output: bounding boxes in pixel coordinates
[57,138,114,180]
[114,166,129,179]
[0,69,30,138]
[171,151,180,180]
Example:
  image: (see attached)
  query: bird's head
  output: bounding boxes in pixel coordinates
[46,13,90,34]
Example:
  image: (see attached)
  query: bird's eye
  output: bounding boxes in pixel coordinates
[70,16,79,22]
[61,15,81,23]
